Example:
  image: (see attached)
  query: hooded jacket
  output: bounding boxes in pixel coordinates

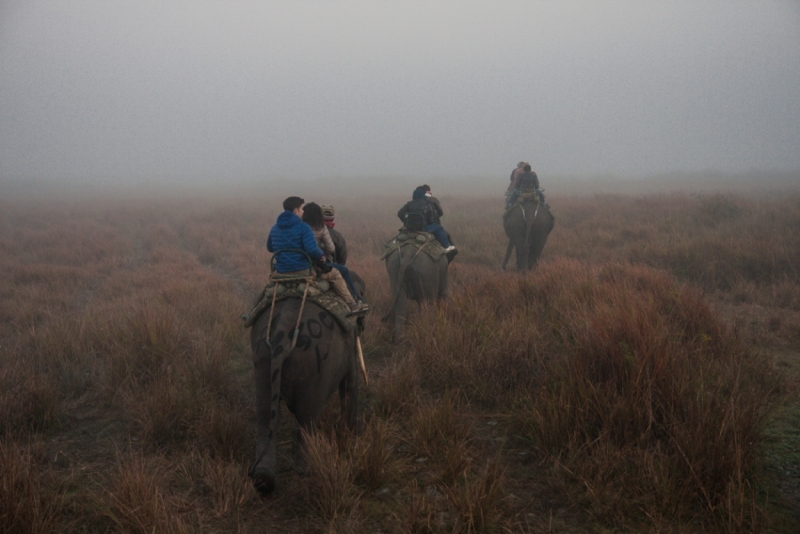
[397,188,435,227]
[267,211,324,273]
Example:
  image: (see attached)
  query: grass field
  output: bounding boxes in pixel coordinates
[1,177,799,533]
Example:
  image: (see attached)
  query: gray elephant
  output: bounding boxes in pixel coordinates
[502,199,554,271]
[381,234,448,341]
[246,276,365,494]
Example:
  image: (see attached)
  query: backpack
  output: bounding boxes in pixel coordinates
[404,198,433,232]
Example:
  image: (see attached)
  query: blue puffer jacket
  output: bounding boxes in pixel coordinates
[267,211,324,272]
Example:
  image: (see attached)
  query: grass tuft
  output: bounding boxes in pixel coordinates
[0,440,64,534]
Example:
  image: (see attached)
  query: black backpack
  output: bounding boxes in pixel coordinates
[404,198,432,232]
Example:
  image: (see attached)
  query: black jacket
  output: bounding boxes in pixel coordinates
[328,227,348,265]
[515,171,540,191]
[425,196,444,225]
[398,198,435,226]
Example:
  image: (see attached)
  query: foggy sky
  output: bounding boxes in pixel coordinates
[1,1,798,186]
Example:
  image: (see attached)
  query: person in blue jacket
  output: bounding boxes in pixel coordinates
[267,196,367,312]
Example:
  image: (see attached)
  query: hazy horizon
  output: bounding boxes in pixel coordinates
[2,1,799,187]
[3,170,798,202]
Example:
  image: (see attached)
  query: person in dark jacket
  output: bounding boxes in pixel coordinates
[267,196,366,312]
[420,184,443,225]
[321,204,348,265]
[397,188,456,252]
[507,161,526,191]
[420,184,456,248]
[514,164,540,192]
[507,164,546,207]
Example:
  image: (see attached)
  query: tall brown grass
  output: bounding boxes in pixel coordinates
[402,259,782,529]
[0,188,797,532]
[0,440,64,534]
[95,451,189,533]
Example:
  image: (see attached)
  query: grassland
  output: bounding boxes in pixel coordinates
[1,178,799,533]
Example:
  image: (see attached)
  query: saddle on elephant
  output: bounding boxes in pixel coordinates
[243,274,362,333]
[243,252,364,334]
[379,230,448,263]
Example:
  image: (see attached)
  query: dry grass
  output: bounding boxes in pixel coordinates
[0,185,798,532]
[399,259,784,531]
[95,451,190,533]
[192,452,257,518]
[302,428,361,523]
[0,440,64,534]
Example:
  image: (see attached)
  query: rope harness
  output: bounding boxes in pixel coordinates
[265,249,315,346]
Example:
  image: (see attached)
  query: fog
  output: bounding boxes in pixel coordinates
[1,1,799,192]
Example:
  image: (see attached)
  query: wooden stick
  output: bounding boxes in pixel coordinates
[356,336,368,386]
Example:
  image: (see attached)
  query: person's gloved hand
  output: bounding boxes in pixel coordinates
[315,258,332,274]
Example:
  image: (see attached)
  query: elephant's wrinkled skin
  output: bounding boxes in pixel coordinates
[248,289,362,494]
[502,200,554,271]
[382,242,448,341]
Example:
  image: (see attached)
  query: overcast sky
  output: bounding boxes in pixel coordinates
[1,1,798,186]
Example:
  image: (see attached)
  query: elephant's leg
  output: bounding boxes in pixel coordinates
[392,288,407,342]
[292,409,324,475]
[527,224,552,267]
[502,240,514,271]
[527,236,546,267]
[339,346,362,434]
[251,339,278,493]
[514,232,528,271]
[288,383,330,474]
[437,272,448,300]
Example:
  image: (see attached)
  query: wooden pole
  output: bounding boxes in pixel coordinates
[356,336,368,386]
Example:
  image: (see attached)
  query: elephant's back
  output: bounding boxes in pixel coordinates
[251,297,350,348]
[504,201,551,233]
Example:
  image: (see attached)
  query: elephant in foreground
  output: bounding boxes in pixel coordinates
[382,237,448,341]
[247,277,365,494]
[502,200,554,271]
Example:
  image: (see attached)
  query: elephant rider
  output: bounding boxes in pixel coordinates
[397,187,456,253]
[420,184,443,224]
[420,184,458,250]
[507,161,526,191]
[302,202,364,304]
[506,163,546,208]
[320,204,348,265]
[267,196,368,314]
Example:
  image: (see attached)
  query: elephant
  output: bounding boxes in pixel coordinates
[502,199,554,271]
[247,274,365,494]
[381,238,448,341]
